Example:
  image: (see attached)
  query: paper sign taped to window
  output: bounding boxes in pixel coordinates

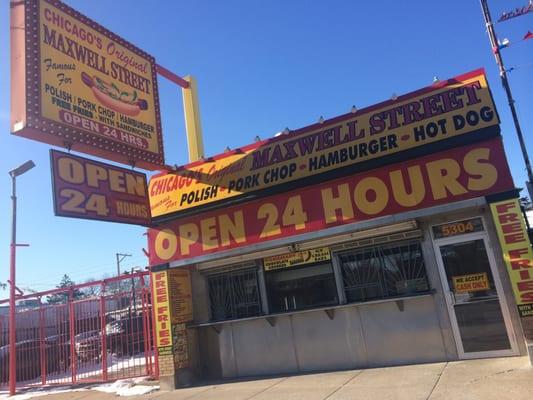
[452,272,490,293]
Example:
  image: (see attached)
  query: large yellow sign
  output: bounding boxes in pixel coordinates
[490,199,533,317]
[149,69,499,217]
[11,0,164,170]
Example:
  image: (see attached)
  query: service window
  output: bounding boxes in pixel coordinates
[265,262,338,313]
[338,240,430,303]
[207,267,262,321]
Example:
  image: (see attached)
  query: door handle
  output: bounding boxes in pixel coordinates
[448,290,456,304]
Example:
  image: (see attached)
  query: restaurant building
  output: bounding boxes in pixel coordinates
[147,69,533,388]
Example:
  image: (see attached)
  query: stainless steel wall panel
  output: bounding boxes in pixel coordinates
[358,297,446,367]
[218,325,238,378]
[290,307,367,371]
[230,317,298,377]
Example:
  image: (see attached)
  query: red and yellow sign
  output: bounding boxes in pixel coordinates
[264,248,331,271]
[490,199,533,317]
[152,271,173,355]
[50,150,151,225]
[452,273,490,293]
[11,0,164,170]
[149,69,499,217]
[148,138,513,265]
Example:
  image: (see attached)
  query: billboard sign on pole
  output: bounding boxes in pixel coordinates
[11,0,165,170]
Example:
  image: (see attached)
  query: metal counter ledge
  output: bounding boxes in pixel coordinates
[189,290,437,329]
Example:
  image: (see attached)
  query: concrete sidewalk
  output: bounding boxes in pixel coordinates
[17,356,533,400]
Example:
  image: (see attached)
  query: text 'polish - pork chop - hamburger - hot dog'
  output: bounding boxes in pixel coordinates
[81,72,148,117]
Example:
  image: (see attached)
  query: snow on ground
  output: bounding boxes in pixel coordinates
[0,377,159,399]
[92,377,159,396]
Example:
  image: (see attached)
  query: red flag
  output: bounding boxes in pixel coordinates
[525,31,533,40]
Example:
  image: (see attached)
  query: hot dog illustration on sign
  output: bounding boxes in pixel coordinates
[81,72,148,116]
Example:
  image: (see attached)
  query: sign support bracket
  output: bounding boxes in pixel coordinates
[156,64,205,163]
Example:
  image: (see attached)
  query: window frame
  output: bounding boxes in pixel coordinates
[205,264,263,322]
[334,239,431,305]
[263,260,339,314]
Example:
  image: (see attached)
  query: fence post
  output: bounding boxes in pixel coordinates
[39,298,46,385]
[139,278,150,376]
[140,275,154,376]
[100,285,108,382]
[68,291,77,384]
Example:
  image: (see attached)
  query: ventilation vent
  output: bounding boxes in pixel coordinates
[202,261,258,276]
[330,230,422,253]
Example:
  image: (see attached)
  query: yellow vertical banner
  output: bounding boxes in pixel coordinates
[152,270,173,355]
[490,198,533,317]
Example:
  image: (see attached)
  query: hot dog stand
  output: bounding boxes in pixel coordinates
[147,69,533,389]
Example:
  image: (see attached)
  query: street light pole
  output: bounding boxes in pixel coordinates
[8,160,35,396]
[480,0,533,200]
[9,172,17,396]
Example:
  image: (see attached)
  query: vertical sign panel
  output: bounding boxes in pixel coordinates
[490,199,533,317]
[151,271,173,355]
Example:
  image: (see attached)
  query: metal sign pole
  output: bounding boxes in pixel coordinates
[480,0,533,200]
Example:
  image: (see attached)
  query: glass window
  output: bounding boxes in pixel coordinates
[207,268,261,321]
[338,240,430,303]
[265,262,338,313]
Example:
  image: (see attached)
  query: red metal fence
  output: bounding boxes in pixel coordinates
[0,272,157,390]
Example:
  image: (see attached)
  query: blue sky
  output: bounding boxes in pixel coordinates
[0,0,531,297]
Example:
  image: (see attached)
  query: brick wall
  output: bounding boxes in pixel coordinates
[159,354,176,377]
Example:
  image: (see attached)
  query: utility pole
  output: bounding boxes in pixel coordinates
[115,253,132,276]
[480,0,533,200]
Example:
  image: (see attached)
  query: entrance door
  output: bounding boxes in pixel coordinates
[433,220,518,358]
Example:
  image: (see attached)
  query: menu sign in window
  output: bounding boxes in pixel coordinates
[264,247,331,271]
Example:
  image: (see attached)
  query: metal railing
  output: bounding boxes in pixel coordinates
[0,272,157,389]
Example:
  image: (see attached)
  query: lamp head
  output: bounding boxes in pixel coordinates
[9,160,35,178]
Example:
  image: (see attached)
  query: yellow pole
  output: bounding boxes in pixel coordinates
[182,75,204,162]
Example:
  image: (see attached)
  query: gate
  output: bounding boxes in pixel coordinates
[0,272,157,390]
